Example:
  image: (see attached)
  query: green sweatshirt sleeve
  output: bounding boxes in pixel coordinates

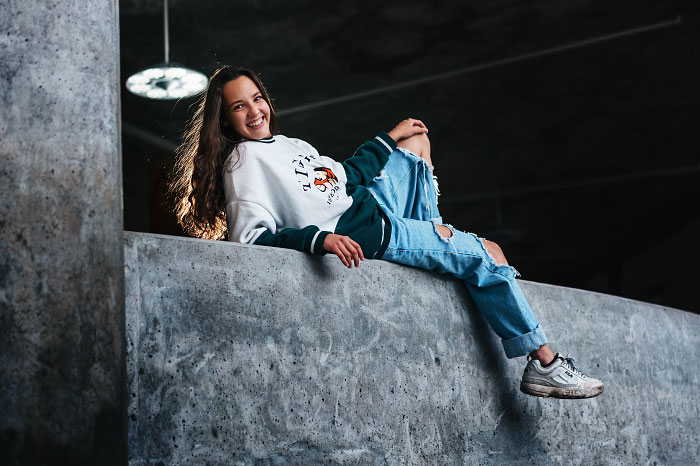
[254,226,331,255]
[341,131,397,187]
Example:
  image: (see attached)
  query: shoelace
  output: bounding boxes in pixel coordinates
[561,355,586,378]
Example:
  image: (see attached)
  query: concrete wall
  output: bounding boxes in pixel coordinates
[125,232,700,465]
[0,1,125,464]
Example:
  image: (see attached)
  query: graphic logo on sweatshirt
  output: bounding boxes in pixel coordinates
[313,167,338,192]
[292,154,318,192]
[291,156,341,206]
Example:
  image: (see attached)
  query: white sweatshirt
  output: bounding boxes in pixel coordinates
[223,132,397,257]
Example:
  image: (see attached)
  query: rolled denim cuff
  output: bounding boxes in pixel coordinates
[502,324,548,359]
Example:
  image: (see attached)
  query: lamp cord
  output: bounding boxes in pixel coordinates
[163,0,170,64]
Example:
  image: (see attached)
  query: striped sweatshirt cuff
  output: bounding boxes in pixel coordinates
[375,131,397,154]
[310,230,332,255]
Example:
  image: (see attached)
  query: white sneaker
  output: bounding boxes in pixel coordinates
[520,353,604,399]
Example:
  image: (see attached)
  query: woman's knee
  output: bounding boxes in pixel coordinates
[397,133,431,159]
[482,239,509,266]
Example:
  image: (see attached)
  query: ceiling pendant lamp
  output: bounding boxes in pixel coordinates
[125,0,207,100]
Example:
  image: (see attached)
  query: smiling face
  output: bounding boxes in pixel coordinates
[222,76,272,140]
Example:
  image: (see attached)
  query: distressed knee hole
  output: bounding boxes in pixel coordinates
[436,224,452,238]
[431,220,455,243]
[472,234,522,277]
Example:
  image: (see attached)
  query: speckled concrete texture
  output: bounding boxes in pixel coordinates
[125,232,700,465]
[0,1,125,464]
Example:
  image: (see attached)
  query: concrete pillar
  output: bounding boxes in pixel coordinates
[0,1,125,464]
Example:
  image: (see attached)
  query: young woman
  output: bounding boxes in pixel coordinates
[171,66,604,399]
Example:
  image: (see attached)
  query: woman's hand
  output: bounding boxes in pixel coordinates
[388,118,428,142]
[323,234,364,268]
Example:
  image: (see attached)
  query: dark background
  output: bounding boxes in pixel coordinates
[119,0,700,313]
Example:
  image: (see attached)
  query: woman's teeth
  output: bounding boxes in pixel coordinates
[247,117,264,128]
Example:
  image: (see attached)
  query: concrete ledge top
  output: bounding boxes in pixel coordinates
[124,230,692,316]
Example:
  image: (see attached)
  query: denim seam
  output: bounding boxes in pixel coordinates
[390,160,422,200]
[387,247,517,281]
[387,247,481,257]
[394,147,430,194]
[421,165,433,219]
[384,148,436,220]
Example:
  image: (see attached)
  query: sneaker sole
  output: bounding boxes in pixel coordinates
[520,382,604,399]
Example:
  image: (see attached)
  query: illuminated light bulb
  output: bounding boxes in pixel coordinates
[126,64,207,100]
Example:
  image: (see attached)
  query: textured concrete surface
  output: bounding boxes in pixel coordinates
[0,1,126,465]
[125,232,700,465]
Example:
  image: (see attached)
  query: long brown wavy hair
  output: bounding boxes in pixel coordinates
[169,66,278,240]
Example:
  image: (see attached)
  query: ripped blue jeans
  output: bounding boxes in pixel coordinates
[367,147,547,358]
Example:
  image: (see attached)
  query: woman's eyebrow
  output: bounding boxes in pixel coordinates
[229,92,262,108]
